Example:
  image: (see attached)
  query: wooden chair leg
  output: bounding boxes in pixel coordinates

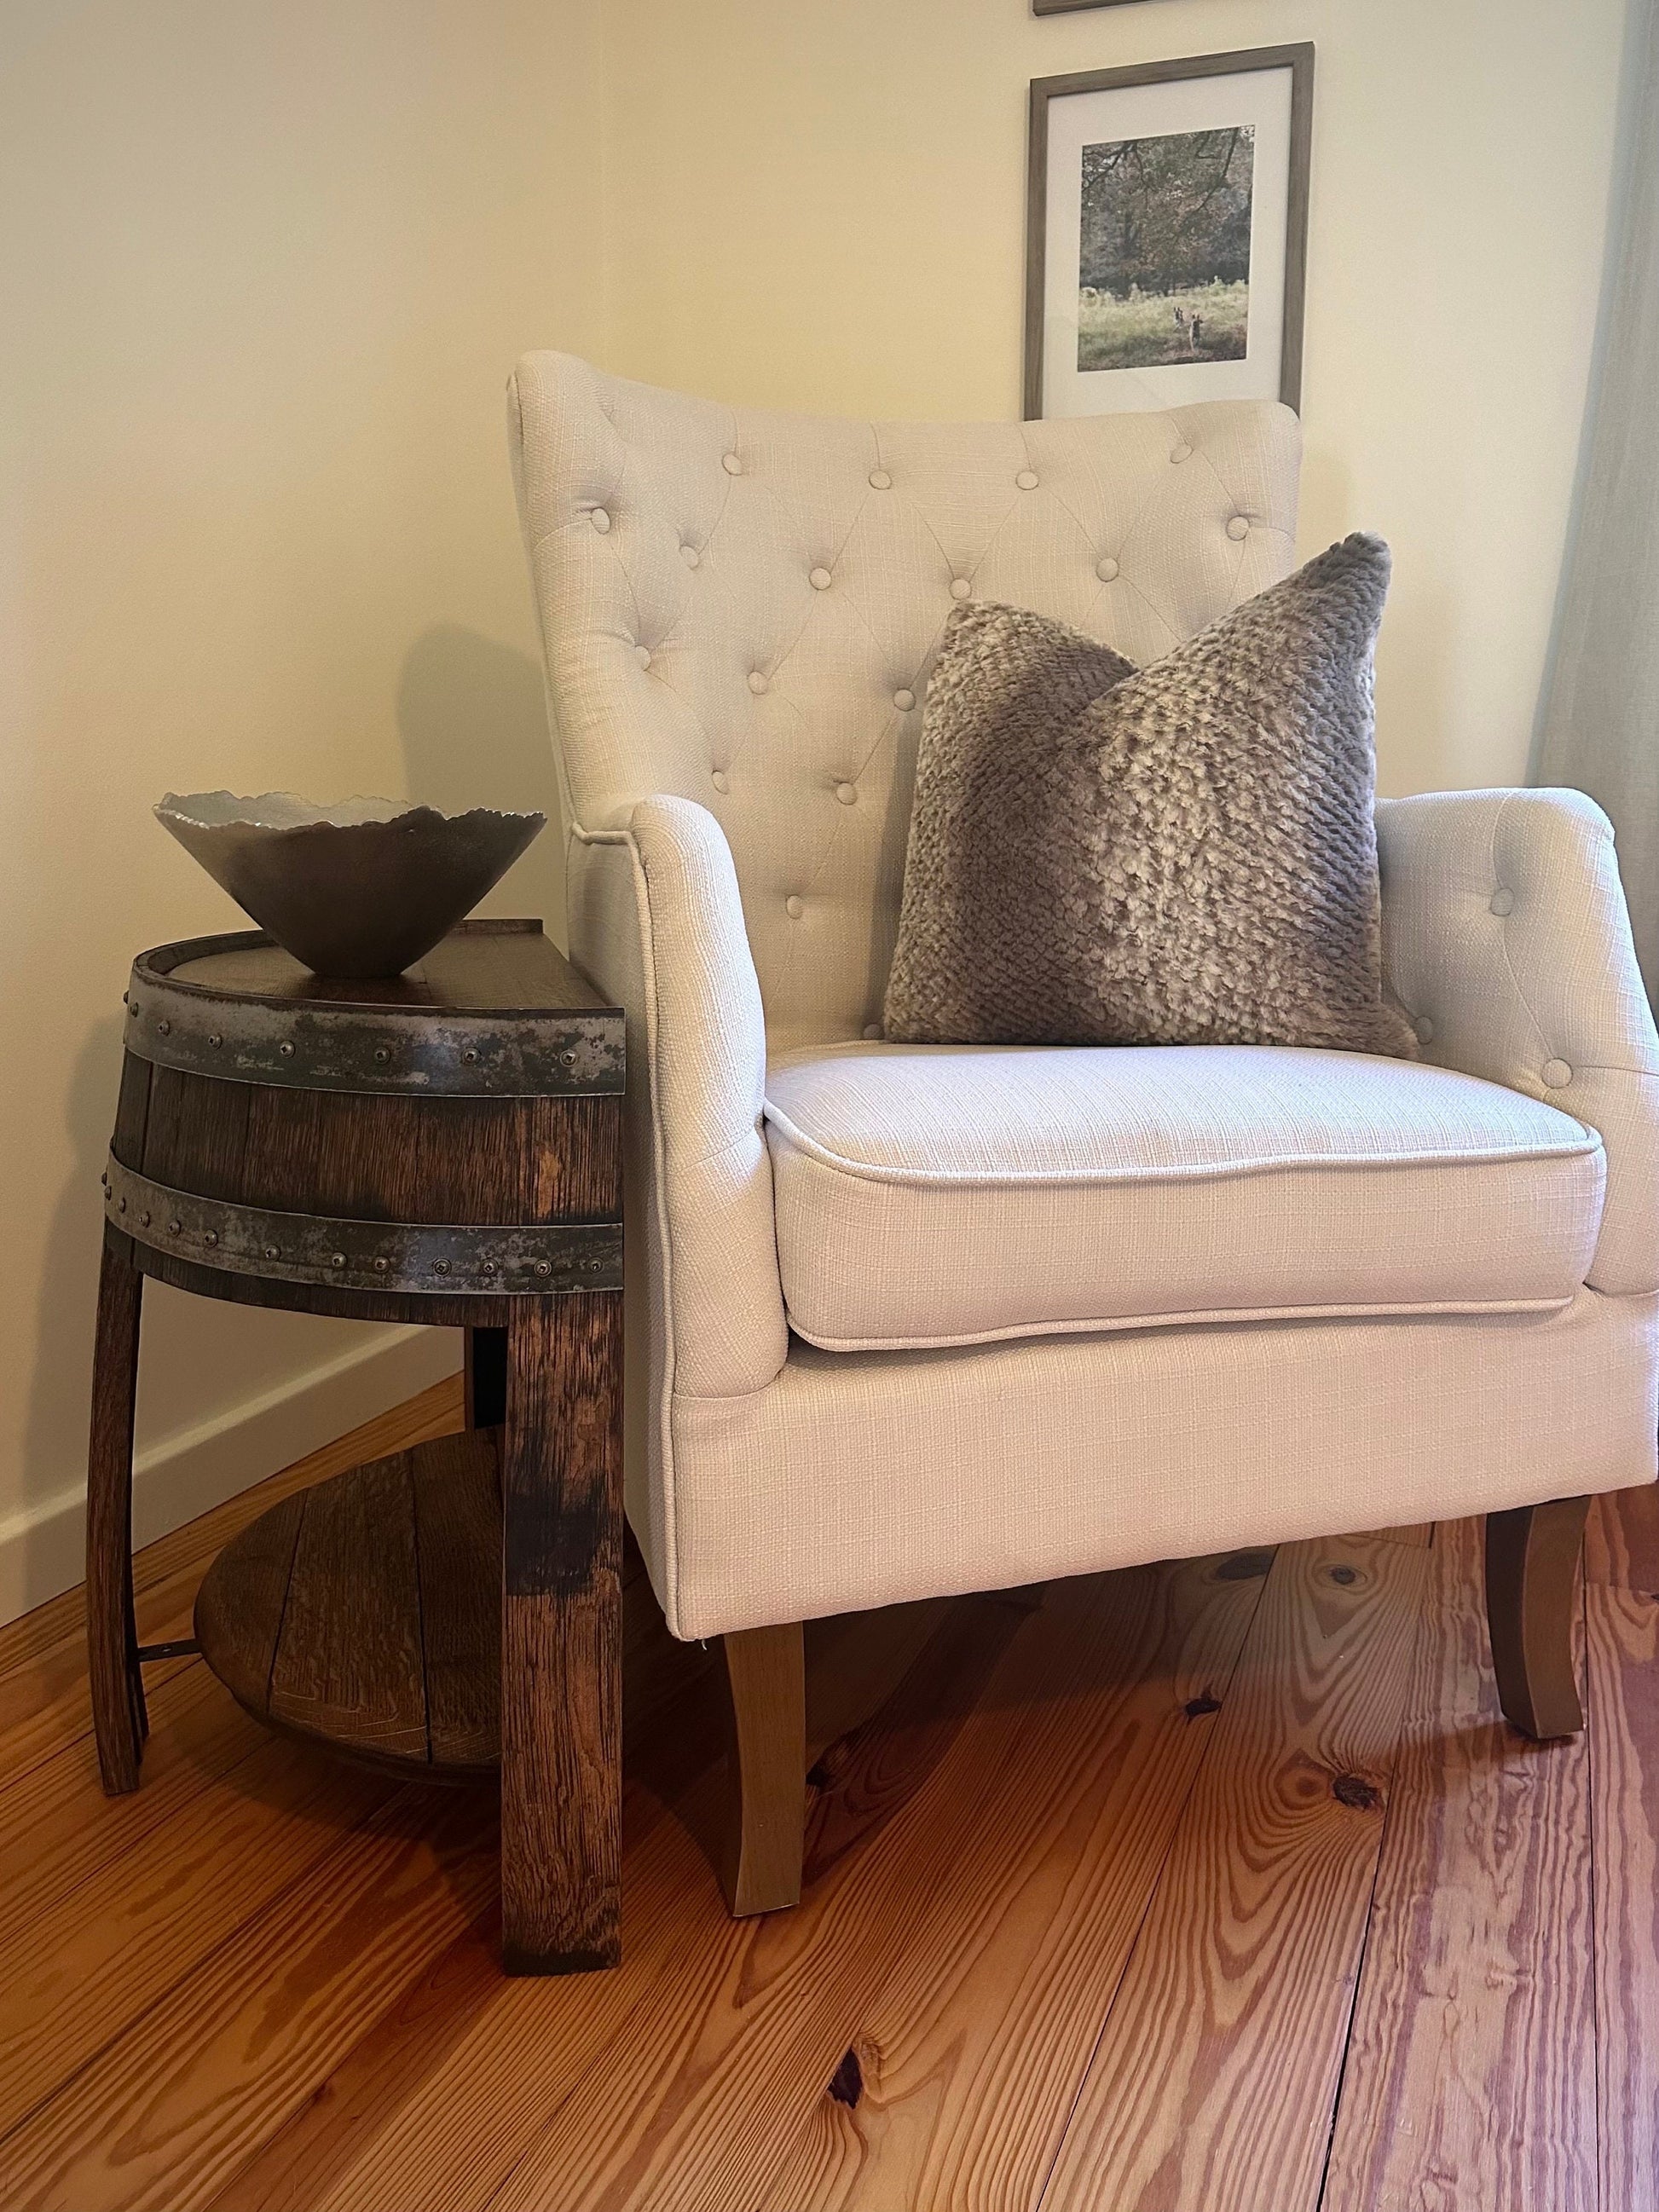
[1485,1496,1590,1740]
[721,1622,806,1917]
[86,1237,146,1794]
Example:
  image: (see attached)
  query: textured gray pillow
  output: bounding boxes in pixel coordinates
[883,532,1418,1060]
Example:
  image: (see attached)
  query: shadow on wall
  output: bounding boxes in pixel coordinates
[396,625,567,945]
[1294,441,1454,798]
[10,631,558,1614]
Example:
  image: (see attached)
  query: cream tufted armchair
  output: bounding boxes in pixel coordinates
[511,352,1659,1915]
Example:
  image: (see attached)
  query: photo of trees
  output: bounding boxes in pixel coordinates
[1077,125,1255,371]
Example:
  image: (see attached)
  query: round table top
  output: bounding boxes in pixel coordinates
[123,921,623,1100]
[148,917,599,1014]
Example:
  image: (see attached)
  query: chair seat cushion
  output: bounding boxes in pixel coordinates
[762,1042,1605,1351]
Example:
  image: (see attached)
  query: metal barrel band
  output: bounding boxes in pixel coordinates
[124,959,624,1099]
[103,1156,621,1296]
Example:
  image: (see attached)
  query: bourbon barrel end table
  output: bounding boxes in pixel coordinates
[87,919,625,1975]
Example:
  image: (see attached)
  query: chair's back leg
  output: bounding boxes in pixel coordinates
[1485,1496,1591,1739]
[721,1622,806,1916]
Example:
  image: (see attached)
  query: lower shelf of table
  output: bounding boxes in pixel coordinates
[194,1426,501,1781]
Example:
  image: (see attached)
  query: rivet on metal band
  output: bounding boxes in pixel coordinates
[103,1155,622,1296]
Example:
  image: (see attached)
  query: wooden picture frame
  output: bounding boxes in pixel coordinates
[1025,45,1315,419]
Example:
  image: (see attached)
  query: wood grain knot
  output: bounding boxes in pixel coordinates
[1184,1694,1222,1719]
[1328,1564,1361,1587]
[1216,1549,1275,1581]
[806,1756,835,1791]
[829,2047,864,2108]
[1331,1771,1382,1812]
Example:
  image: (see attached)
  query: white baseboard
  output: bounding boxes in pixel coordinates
[0,1326,461,1629]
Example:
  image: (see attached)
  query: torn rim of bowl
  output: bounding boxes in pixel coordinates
[155,791,544,834]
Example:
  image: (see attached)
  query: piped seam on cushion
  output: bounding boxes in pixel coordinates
[783,1291,1580,1354]
[760,1102,1602,1190]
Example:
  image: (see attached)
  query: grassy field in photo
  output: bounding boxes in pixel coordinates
[1077,281,1250,373]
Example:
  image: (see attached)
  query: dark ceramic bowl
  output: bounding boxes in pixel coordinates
[155,792,546,978]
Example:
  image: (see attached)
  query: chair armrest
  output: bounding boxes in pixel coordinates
[1377,787,1659,1295]
[566,795,789,1398]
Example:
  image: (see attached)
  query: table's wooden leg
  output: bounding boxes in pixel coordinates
[500,1290,623,1973]
[87,1233,146,1794]
[465,1325,508,1430]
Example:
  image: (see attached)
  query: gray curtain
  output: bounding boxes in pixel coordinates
[1535,0,1659,996]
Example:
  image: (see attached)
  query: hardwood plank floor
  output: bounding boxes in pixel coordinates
[508,1562,1266,2212]
[764,1556,1267,2212]
[1585,1579,1659,2212]
[1040,1537,1429,2212]
[0,1731,396,2143]
[1586,1478,1659,1592]
[1319,1516,1598,2211]
[0,1395,1650,2212]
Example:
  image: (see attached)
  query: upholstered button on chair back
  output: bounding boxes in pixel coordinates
[510,353,1303,1050]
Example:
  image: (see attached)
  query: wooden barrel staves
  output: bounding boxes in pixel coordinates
[106,921,624,1326]
[96,920,626,1790]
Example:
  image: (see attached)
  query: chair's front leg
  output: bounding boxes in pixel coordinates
[721,1623,806,1915]
[1485,1496,1591,1739]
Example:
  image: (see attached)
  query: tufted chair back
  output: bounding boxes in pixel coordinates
[510,353,1304,1051]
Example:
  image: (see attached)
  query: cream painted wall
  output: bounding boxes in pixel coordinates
[0,0,604,1613]
[598,0,1626,799]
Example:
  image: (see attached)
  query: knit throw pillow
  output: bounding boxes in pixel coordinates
[882,532,1417,1060]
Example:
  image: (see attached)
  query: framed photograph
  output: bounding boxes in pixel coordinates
[1025,45,1314,419]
